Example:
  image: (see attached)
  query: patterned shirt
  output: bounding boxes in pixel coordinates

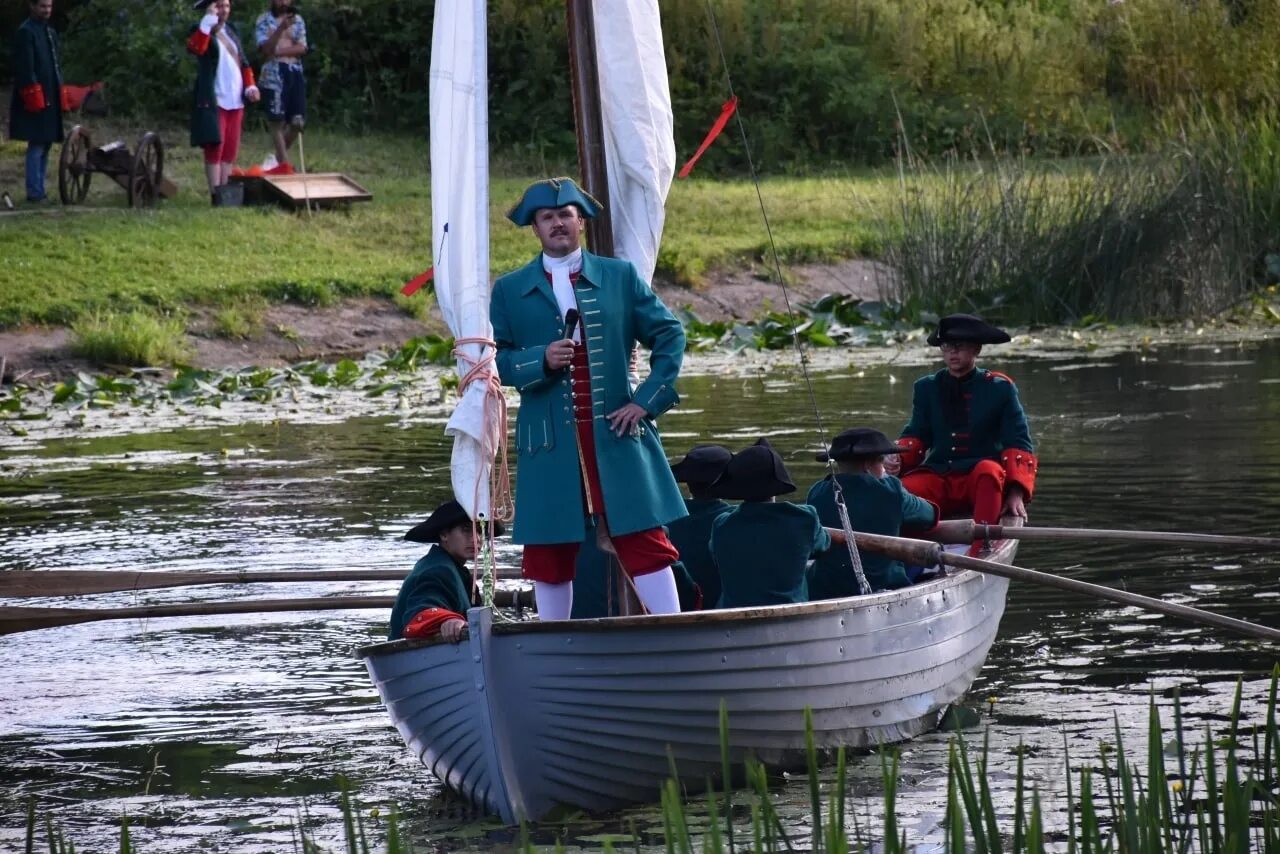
[254,11,307,91]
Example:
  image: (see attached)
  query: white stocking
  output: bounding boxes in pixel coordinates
[534,580,573,621]
[632,567,681,615]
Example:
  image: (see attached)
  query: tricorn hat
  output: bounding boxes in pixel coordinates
[926,313,1011,346]
[192,0,215,10]
[709,438,796,502]
[669,444,732,486]
[507,177,602,227]
[816,427,905,462]
[403,500,503,543]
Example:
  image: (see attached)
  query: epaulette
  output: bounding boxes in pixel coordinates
[985,370,1015,385]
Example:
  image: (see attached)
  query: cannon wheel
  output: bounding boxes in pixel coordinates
[58,125,93,205]
[128,132,164,208]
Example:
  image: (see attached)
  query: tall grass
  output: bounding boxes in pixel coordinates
[69,310,191,368]
[883,106,1280,325]
[23,668,1280,853]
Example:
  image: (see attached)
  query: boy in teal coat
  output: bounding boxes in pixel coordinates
[491,178,688,620]
[709,439,832,609]
[388,500,499,643]
[807,427,939,597]
[9,0,63,203]
[666,444,733,609]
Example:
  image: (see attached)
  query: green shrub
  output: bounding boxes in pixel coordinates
[70,311,191,367]
[212,298,267,339]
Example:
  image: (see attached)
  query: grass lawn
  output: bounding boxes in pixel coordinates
[0,120,902,330]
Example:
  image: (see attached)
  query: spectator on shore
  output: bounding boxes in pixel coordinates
[9,0,63,205]
[255,0,308,173]
[187,0,260,205]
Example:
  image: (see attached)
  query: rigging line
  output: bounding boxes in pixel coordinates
[702,1,872,596]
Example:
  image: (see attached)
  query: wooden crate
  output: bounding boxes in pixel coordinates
[232,172,372,209]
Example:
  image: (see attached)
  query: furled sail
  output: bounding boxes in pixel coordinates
[430,0,502,522]
[594,0,676,285]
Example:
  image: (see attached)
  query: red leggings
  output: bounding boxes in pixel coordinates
[900,460,1006,525]
[202,107,244,165]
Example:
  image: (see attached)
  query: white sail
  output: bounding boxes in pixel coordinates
[431,0,498,521]
[594,0,676,285]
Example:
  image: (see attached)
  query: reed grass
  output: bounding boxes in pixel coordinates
[68,310,192,367]
[23,667,1280,853]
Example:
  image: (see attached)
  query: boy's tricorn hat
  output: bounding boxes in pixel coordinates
[507,177,602,227]
[403,500,503,543]
[669,444,732,486]
[709,438,796,502]
[815,427,906,462]
[926,313,1011,346]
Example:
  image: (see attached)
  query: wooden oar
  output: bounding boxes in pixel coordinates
[826,529,1280,643]
[0,587,536,636]
[930,519,1280,549]
[0,567,523,599]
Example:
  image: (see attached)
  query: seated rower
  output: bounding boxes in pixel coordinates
[572,518,703,617]
[886,314,1038,555]
[388,500,501,643]
[666,444,733,609]
[807,427,940,597]
[709,439,832,609]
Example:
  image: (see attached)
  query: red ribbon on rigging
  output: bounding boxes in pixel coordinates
[401,267,434,297]
[678,96,739,179]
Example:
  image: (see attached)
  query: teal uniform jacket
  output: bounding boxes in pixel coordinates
[571,523,702,618]
[900,368,1034,475]
[8,17,63,143]
[188,22,251,147]
[667,497,730,608]
[387,545,473,640]
[491,251,688,544]
[806,473,938,596]
[711,502,832,609]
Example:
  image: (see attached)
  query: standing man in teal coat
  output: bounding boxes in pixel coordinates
[491,177,688,620]
[9,0,62,204]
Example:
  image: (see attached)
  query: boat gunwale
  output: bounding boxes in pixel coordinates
[356,536,1014,659]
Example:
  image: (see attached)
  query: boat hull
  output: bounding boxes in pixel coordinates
[359,541,1014,823]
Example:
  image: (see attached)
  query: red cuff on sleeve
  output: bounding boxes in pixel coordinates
[187,30,211,56]
[241,66,256,88]
[898,436,925,472]
[1000,449,1038,501]
[402,608,466,639]
[19,83,46,113]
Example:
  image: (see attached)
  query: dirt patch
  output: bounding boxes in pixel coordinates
[0,261,893,381]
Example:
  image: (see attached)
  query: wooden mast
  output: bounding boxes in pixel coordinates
[565,0,614,257]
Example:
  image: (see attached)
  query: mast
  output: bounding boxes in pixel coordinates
[565,0,615,257]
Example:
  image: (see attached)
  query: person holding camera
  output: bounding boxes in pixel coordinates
[255,0,308,171]
[187,0,259,204]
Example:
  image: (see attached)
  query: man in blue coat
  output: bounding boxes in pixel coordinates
[9,0,63,204]
[491,177,689,620]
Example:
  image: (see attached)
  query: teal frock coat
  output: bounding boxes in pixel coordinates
[710,502,832,609]
[387,545,473,639]
[900,368,1034,474]
[666,497,730,608]
[491,251,688,544]
[806,473,937,596]
[8,17,63,143]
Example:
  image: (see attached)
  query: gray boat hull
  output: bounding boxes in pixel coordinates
[359,542,1013,823]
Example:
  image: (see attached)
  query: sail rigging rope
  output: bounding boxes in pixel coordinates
[701,1,872,596]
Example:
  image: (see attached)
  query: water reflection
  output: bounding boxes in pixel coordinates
[2,340,1278,851]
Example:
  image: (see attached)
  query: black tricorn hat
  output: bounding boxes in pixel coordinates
[669,444,732,486]
[926,313,1011,346]
[816,427,906,462]
[192,0,215,10]
[709,438,796,502]
[403,500,503,543]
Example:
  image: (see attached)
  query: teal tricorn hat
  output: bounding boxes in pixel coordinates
[506,177,602,226]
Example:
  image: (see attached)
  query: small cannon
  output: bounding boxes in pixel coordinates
[58,125,169,208]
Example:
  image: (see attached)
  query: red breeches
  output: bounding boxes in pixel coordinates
[202,107,244,165]
[900,459,1006,525]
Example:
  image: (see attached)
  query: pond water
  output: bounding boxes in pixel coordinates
[2,338,1278,852]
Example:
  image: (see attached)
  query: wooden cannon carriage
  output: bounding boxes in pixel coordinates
[58,125,173,208]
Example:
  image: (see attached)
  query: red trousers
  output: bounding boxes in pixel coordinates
[202,107,244,165]
[521,340,678,584]
[900,459,1006,525]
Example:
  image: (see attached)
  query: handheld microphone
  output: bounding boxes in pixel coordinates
[562,308,580,340]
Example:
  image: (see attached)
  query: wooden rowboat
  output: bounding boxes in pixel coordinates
[356,534,1016,823]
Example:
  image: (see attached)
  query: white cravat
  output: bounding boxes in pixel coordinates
[542,249,583,342]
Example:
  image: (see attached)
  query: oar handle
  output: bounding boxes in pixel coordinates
[823,528,942,567]
[929,520,1280,549]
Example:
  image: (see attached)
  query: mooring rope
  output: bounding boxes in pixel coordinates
[701,1,871,596]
